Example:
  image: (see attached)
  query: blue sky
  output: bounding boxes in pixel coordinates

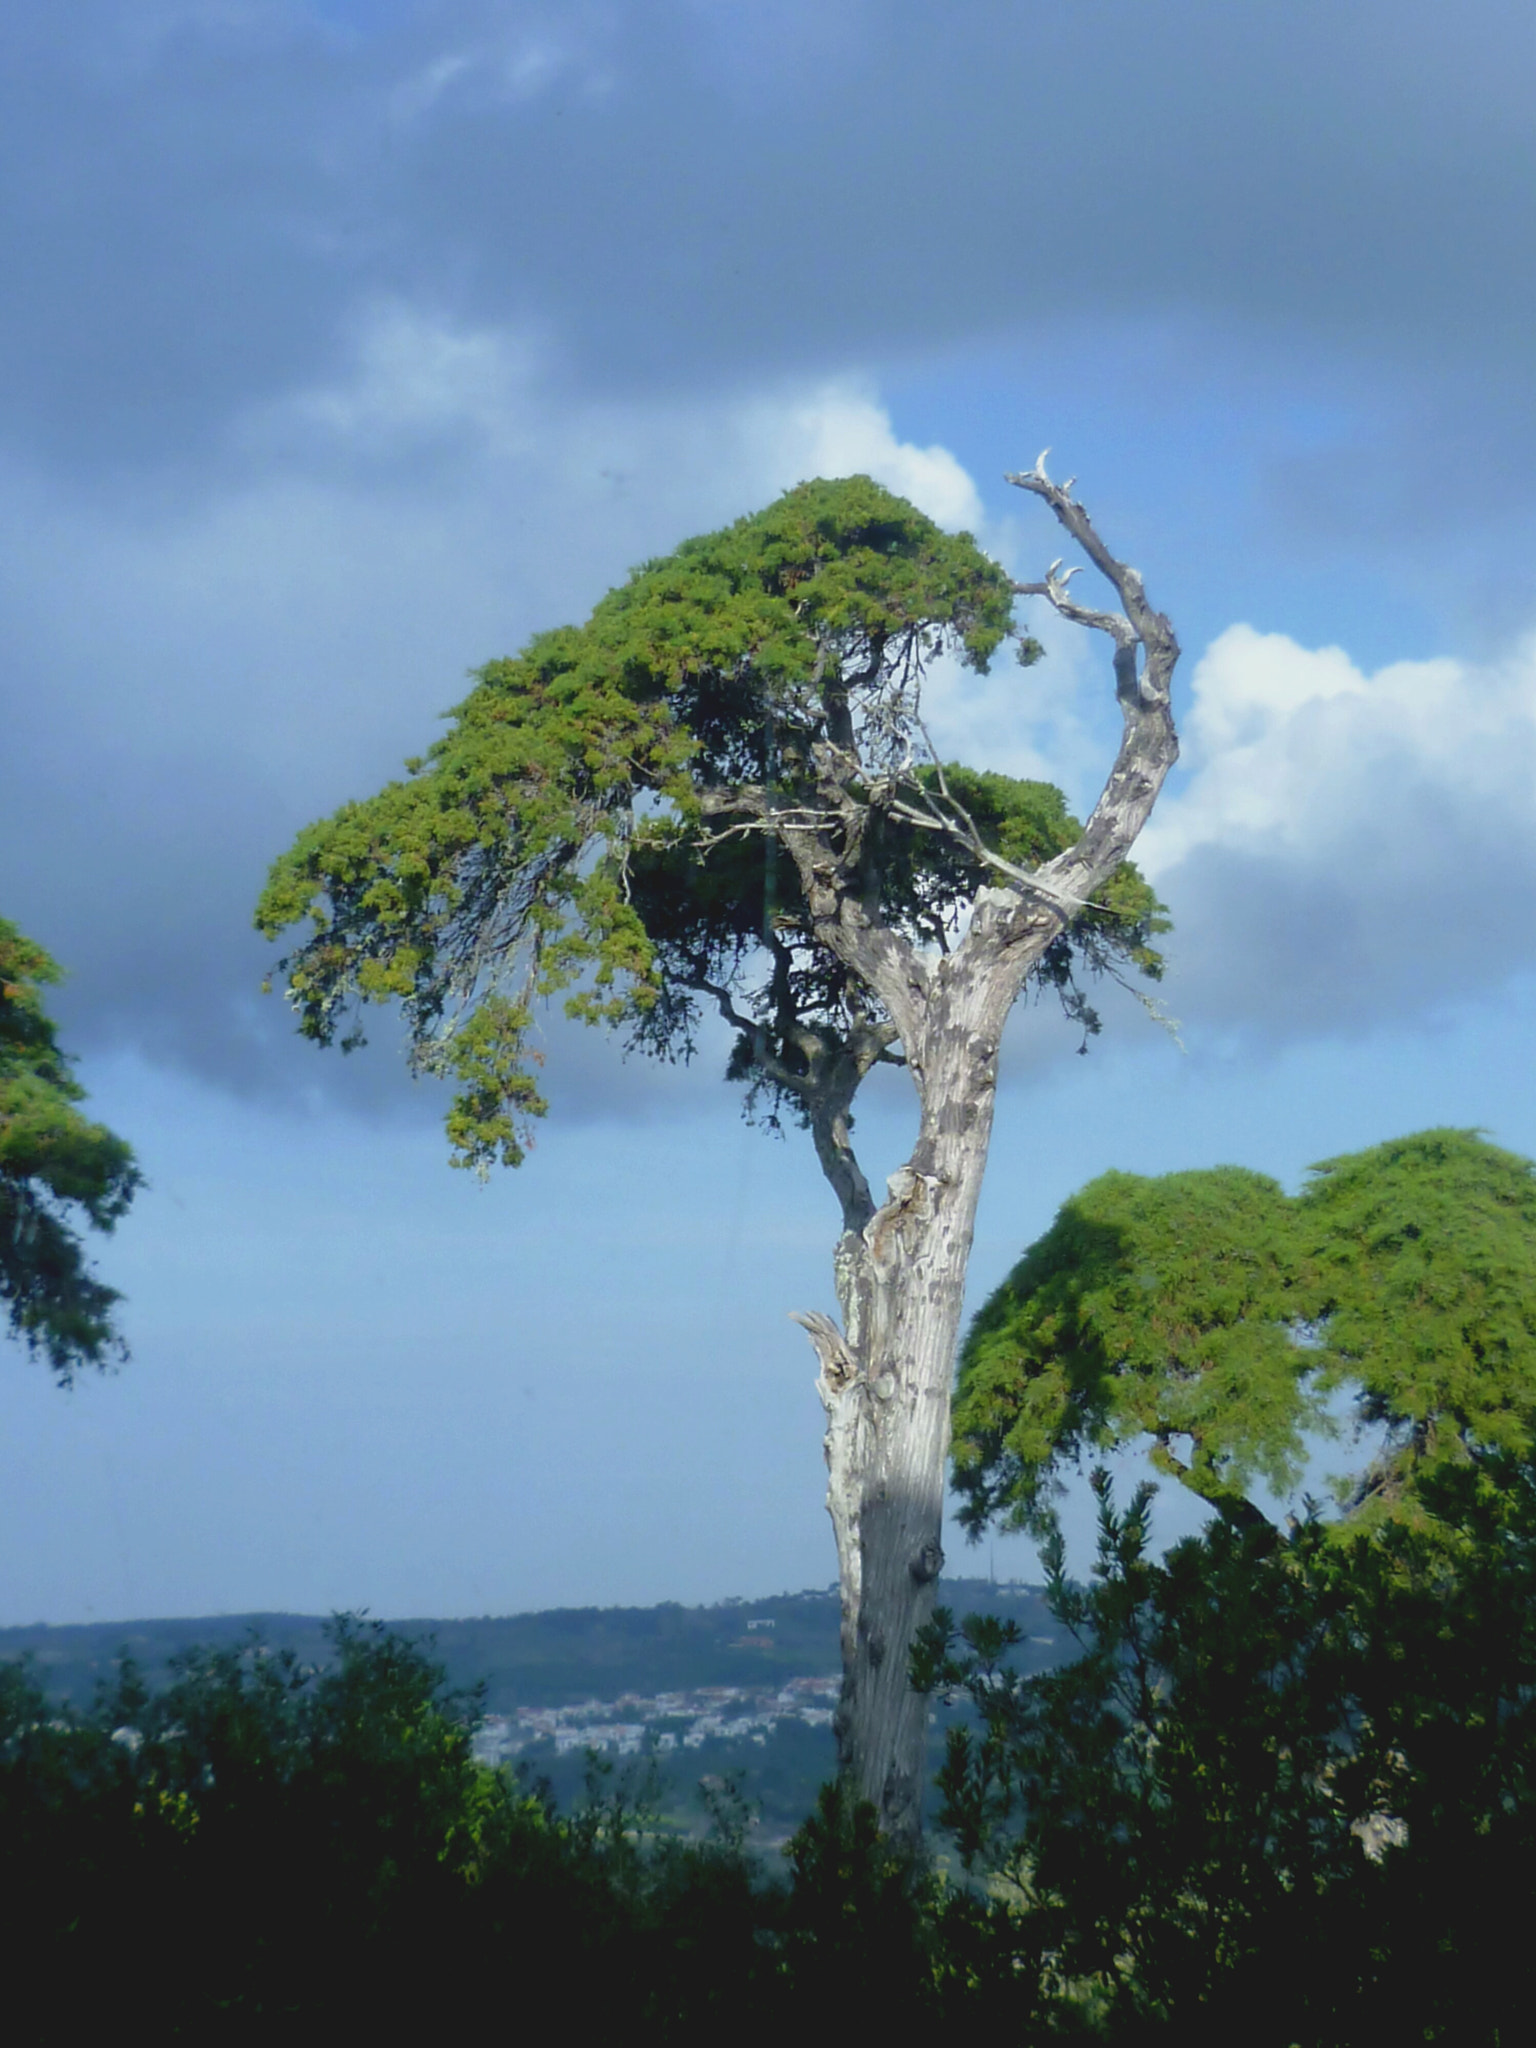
[4,0,1536,1622]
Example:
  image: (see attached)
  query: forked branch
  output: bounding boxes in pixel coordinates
[1005,450,1178,709]
[991,454,1181,940]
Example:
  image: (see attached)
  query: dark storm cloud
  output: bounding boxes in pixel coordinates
[1158,835,1536,1048]
[0,410,775,1113]
[6,0,1535,1106]
[2,0,1534,471]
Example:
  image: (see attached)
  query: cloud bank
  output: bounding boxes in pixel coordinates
[1141,626,1536,1039]
[6,0,1535,485]
[7,0,1536,1119]
[0,344,999,1107]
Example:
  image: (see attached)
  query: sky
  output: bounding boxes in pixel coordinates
[5,0,1536,1624]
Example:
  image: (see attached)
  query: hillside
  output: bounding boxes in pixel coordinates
[0,1581,1065,1839]
[0,1578,1060,1713]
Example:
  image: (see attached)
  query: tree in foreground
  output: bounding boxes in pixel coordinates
[916,1453,1536,2044]
[932,1125,1536,2035]
[256,461,1179,1837]
[954,1126,1536,1539]
[0,1616,679,2031]
[0,917,140,1380]
[0,1614,1029,2035]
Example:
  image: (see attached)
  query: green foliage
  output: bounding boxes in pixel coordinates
[954,1128,1536,1534]
[893,765,1167,1028]
[776,1775,1061,2028]
[776,1777,939,2020]
[915,1457,1536,2043]
[1302,1128,1536,1504]
[0,1614,792,2036]
[257,476,1163,1166]
[0,917,140,1379]
[0,1611,1037,2037]
[1,1617,542,2029]
[14,1545,1532,2038]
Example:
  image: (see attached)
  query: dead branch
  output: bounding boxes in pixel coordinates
[988,454,1181,946]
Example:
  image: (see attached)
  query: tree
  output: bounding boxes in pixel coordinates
[0,917,140,1381]
[953,1127,1536,1539]
[0,1608,1030,2032]
[256,462,1180,1838]
[916,1455,1536,2043]
[0,1616,630,2030]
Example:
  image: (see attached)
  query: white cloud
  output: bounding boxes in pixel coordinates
[390,51,476,122]
[259,311,1085,795]
[1138,625,1536,1036]
[916,642,1106,815]
[745,384,985,532]
[387,13,616,123]
[274,306,987,528]
[1144,624,1536,870]
[275,303,543,452]
[42,294,1536,1078]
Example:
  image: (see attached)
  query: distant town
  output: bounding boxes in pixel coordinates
[474,1667,841,1765]
[0,1587,1065,1839]
[469,1601,1062,1767]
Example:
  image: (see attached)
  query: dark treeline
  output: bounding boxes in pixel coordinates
[5,1459,1535,2042]
[0,1582,1060,1867]
[0,1614,998,2040]
[0,1579,1056,1713]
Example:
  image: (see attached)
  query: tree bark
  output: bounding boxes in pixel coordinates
[791,462,1181,1843]
[811,965,1020,1837]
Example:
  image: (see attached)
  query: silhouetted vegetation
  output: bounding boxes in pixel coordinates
[8,1462,1534,2041]
[915,1453,1536,2043]
[0,1614,996,2037]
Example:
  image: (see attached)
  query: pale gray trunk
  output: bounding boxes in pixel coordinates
[785,462,1181,1841]
[796,971,1012,1840]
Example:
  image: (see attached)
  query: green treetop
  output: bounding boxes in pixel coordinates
[0,919,141,1380]
[256,477,1164,1173]
[256,464,1181,1839]
[953,1128,1536,1536]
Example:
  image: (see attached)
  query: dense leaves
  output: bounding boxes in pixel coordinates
[915,1455,1536,2043]
[0,1615,738,2033]
[953,1128,1536,1534]
[257,477,1164,1166]
[6,1463,1534,2038]
[0,918,139,1378]
[2,1619,538,2029]
[0,1617,1001,2038]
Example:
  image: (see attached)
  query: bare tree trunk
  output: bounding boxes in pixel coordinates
[796,967,1019,1840]
[789,462,1181,1843]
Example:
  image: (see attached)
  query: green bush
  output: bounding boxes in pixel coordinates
[916,1457,1536,2043]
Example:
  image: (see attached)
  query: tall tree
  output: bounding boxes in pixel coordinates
[256,462,1180,1838]
[953,1128,1536,1538]
[0,918,140,1380]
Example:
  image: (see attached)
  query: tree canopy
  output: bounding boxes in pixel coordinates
[256,476,1165,1172]
[0,918,140,1381]
[952,1128,1536,1535]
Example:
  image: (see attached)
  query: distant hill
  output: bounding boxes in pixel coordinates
[0,1579,1061,1716]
